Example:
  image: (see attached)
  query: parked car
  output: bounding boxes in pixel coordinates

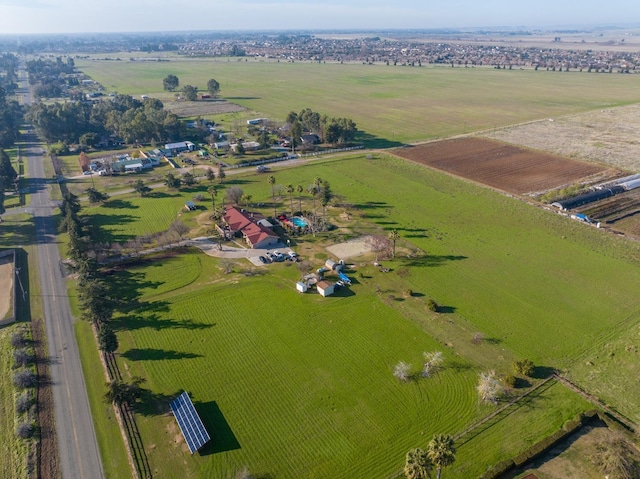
[258,255,269,264]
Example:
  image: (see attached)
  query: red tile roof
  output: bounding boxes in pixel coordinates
[223,206,277,247]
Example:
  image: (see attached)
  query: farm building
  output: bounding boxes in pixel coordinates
[552,186,624,210]
[296,282,308,293]
[219,206,279,249]
[165,141,195,155]
[185,201,196,211]
[316,281,335,297]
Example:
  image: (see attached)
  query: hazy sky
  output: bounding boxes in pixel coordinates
[0,0,636,34]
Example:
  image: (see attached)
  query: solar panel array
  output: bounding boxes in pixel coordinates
[170,391,211,454]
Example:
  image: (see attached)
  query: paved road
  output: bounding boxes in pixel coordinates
[19,67,105,479]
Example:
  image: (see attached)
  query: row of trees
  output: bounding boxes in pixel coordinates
[162,74,221,99]
[0,82,23,148]
[0,148,18,214]
[27,94,182,144]
[59,192,151,406]
[26,57,77,99]
[405,434,456,479]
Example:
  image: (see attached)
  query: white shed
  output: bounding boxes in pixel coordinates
[296,282,308,293]
[316,281,335,297]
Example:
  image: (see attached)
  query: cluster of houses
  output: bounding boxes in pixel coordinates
[87,141,196,174]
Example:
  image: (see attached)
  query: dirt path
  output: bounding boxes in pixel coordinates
[0,257,13,320]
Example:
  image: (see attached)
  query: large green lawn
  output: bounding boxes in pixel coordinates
[76,57,640,146]
[76,153,640,477]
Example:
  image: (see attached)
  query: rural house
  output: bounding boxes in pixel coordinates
[219,206,279,249]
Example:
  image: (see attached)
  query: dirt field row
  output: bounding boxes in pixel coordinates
[485,103,640,172]
[393,137,605,195]
[164,99,246,117]
[0,256,13,321]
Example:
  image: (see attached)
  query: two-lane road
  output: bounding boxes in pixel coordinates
[19,66,105,478]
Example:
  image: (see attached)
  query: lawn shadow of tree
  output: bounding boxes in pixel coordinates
[1,216,36,246]
[356,131,405,149]
[86,213,138,243]
[197,401,241,456]
[134,389,178,417]
[111,313,213,332]
[400,254,467,268]
[103,199,138,209]
[121,348,203,362]
[532,365,557,379]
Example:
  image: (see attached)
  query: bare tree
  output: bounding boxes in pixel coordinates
[170,220,190,241]
[592,432,638,479]
[422,351,444,378]
[367,235,391,262]
[477,370,504,405]
[226,186,244,205]
[394,361,412,382]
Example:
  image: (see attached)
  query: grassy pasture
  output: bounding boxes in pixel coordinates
[77,153,640,477]
[108,251,589,479]
[76,57,640,146]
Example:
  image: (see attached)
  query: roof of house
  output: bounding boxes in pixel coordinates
[316,280,332,290]
[223,206,278,247]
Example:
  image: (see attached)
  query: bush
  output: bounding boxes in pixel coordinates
[513,359,535,377]
[10,332,26,348]
[426,299,439,312]
[501,374,517,388]
[16,422,34,439]
[13,369,37,389]
[193,193,205,202]
[16,391,33,414]
[13,348,34,367]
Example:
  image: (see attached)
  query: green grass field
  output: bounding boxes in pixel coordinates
[75,153,640,477]
[76,57,640,145]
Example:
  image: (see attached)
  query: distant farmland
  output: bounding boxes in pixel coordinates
[75,57,640,146]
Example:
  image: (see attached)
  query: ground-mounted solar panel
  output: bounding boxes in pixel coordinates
[170,391,211,454]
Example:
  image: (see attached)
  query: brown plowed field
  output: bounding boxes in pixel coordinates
[393,137,606,195]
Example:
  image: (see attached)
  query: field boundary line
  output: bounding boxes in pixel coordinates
[553,373,637,432]
[453,376,555,445]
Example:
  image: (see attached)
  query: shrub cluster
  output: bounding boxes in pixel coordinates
[426,299,439,312]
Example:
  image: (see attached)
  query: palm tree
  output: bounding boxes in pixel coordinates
[427,434,456,479]
[404,448,432,479]
[207,185,217,213]
[296,184,304,213]
[268,175,276,217]
[286,184,294,215]
[389,229,400,258]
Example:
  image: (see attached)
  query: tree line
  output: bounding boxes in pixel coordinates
[0,56,23,148]
[26,57,77,99]
[27,94,183,145]
[286,107,357,147]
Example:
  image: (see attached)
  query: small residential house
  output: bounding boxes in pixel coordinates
[220,206,279,249]
[316,281,335,297]
[165,141,196,156]
[301,134,320,145]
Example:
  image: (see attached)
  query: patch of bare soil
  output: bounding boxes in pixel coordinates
[393,137,604,195]
[510,421,640,479]
[164,99,247,117]
[326,236,374,259]
[486,103,640,172]
[0,257,13,320]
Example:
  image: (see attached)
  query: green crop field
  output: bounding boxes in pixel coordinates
[76,57,640,145]
[76,153,640,477]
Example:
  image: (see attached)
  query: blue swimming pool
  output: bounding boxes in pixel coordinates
[291,217,308,227]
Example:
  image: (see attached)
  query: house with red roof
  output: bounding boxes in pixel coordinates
[220,206,279,249]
